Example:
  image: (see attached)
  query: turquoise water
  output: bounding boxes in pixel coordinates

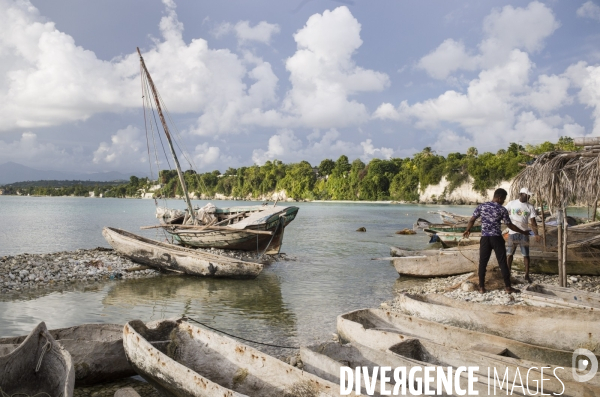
[0,197,483,350]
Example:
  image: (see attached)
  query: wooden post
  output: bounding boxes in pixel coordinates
[557,208,565,287]
[593,200,598,222]
[562,207,568,287]
[538,191,546,252]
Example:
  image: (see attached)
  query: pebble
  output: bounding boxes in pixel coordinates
[392,271,600,307]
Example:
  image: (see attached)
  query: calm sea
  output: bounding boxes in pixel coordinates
[0,196,478,351]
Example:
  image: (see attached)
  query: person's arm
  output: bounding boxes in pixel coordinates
[463,216,478,238]
[530,208,541,241]
[507,223,529,235]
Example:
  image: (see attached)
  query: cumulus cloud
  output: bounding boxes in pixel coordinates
[213,21,280,45]
[0,132,80,169]
[417,1,559,79]
[281,6,389,129]
[566,62,600,135]
[577,1,600,21]
[252,128,394,165]
[93,126,147,167]
[192,142,234,171]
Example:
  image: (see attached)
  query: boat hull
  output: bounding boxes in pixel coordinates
[0,322,75,397]
[393,249,489,277]
[0,323,133,386]
[522,283,600,310]
[123,319,348,397]
[102,227,263,279]
[168,207,298,254]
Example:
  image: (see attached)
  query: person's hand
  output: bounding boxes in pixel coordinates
[521,230,529,236]
[534,234,542,243]
[463,230,470,239]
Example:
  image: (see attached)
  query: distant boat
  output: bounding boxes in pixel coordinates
[0,323,134,386]
[135,48,298,254]
[123,318,345,396]
[522,283,600,310]
[425,223,481,233]
[428,210,473,225]
[0,322,75,397]
[103,227,263,279]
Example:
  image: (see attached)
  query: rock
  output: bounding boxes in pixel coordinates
[289,356,297,367]
[570,276,578,282]
[356,227,367,232]
[114,388,141,397]
[461,281,476,292]
[396,229,417,235]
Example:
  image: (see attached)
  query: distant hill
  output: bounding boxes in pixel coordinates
[0,162,145,185]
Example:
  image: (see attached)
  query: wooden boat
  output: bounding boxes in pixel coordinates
[0,322,75,397]
[0,323,133,386]
[412,217,431,229]
[300,342,522,396]
[162,205,299,254]
[335,311,599,395]
[393,248,489,277]
[425,230,481,247]
[338,308,582,370]
[394,293,600,352]
[426,223,481,233]
[103,227,263,279]
[123,318,349,397]
[522,283,600,310]
[428,210,473,225]
[133,48,298,255]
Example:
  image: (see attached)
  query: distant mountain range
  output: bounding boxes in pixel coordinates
[0,162,146,185]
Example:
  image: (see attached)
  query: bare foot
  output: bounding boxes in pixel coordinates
[478,287,487,294]
[505,287,520,294]
[525,275,532,284]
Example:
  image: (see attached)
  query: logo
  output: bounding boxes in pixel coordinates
[572,348,598,383]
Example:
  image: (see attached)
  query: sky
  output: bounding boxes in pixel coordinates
[0,0,599,175]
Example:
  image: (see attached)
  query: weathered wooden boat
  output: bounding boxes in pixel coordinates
[412,217,431,229]
[103,227,263,279]
[511,249,600,275]
[300,341,534,396]
[0,323,133,386]
[133,48,298,255]
[338,308,583,370]
[159,205,299,254]
[394,293,600,352]
[0,322,75,397]
[393,248,489,277]
[123,318,349,397]
[425,230,481,247]
[426,223,481,233]
[522,283,600,310]
[429,210,473,225]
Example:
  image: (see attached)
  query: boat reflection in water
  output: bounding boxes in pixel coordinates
[102,273,297,356]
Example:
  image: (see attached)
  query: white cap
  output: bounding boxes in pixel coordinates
[520,188,533,195]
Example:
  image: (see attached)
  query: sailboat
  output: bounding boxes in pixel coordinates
[136,48,298,254]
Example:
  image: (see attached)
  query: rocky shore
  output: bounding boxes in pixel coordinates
[0,247,287,294]
[389,270,600,307]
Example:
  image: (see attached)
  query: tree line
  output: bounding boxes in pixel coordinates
[1,138,577,201]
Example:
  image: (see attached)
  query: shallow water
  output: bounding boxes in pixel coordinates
[0,196,508,349]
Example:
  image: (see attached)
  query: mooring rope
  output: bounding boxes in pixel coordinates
[185,317,300,349]
[35,334,51,373]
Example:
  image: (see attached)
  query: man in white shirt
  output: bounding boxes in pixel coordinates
[505,188,540,283]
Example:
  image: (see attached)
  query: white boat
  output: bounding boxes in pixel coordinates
[522,283,600,310]
[103,227,263,279]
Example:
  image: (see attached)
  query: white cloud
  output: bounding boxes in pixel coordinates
[577,1,600,21]
[566,62,600,135]
[234,21,280,44]
[93,125,147,167]
[192,143,230,170]
[252,128,394,165]
[0,132,70,167]
[417,1,559,79]
[281,6,389,129]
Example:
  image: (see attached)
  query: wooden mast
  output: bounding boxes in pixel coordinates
[137,47,195,223]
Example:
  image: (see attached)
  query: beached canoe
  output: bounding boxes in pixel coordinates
[392,248,490,277]
[522,283,600,310]
[103,227,263,279]
[0,322,75,397]
[300,342,530,396]
[0,323,134,386]
[338,308,579,368]
[394,293,600,352]
[123,318,351,397]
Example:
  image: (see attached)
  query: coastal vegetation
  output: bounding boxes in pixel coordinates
[0,138,578,201]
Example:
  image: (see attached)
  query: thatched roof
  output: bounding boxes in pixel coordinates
[511,151,600,209]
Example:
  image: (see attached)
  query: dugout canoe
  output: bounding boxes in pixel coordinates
[522,283,600,310]
[394,293,600,352]
[123,318,350,397]
[0,323,133,386]
[392,248,490,277]
[102,227,263,279]
[299,342,518,397]
[0,322,75,397]
[337,308,588,372]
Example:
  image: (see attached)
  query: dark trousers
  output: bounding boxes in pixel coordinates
[479,236,512,288]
